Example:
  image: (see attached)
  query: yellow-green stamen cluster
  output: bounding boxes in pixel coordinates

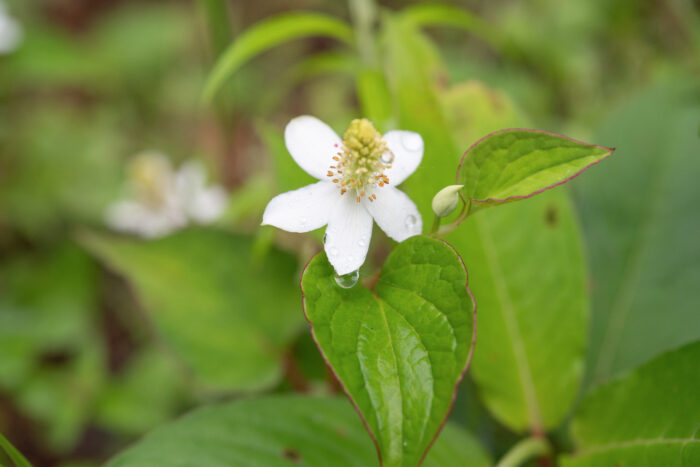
[327,119,392,202]
[128,153,173,208]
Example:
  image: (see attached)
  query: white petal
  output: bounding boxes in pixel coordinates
[324,196,374,275]
[285,116,342,180]
[383,130,424,185]
[365,186,422,241]
[262,181,339,232]
[188,186,228,224]
[176,160,207,195]
[105,200,185,238]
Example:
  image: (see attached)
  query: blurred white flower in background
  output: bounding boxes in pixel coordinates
[106,152,228,238]
[0,0,22,54]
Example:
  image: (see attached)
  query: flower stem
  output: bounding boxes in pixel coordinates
[430,214,441,234]
[348,0,377,66]
[495,436,551,467]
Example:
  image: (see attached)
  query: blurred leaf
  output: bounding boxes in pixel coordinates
[301,236,475,466]
[260,51,358,114]
[95,347,189,436]
[438,81,527,147]
[16,342,105,451]
[560,341,700,466]
[107,396,490,467]
[0,107,123,238]
[0,244,103,452]
[91,2,191,84]
[356,68,393,129]
[0,432,31,467]
[203,12,354,102]
[380,14,453,226]
[400,3,509,55]
[79,229,304,393]
[0,243,98,387]
[573,83,700,386]
[456,129,613,214]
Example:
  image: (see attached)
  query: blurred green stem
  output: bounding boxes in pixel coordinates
[348,0,377,66]
[0,432,32,467]
[495,436,551,467]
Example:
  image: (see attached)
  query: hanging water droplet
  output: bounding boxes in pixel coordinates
[381,151,394,164]
[404,214,418,230]
[335,270,359,288]
[401,132,422,151]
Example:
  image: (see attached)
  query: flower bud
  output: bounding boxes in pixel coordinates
[431,185,464,218]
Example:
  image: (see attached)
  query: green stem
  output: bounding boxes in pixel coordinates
[430,214,441,234]
[348,0,377,65]
[0,432,32,467]
[432,199,470,239]
[495,436,551,467]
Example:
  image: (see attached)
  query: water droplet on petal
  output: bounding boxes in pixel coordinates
[401,133,422,151]
[335,270,359,288]
[358,239,366,247]
[323,233,327,244]
[404,214,418,230]
[381,151,394,164]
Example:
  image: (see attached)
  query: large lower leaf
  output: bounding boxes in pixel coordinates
[447,190,587,433]
[302,236,476,467]
[573,83,700,386]
[107,396,491,467]
[80,229,303,393]
[456,129,612,213]
[561,341,700,466]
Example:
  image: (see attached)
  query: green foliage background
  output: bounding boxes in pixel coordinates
[0,0,698,465]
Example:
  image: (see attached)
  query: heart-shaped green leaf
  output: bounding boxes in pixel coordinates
[107,396,491,467]
[79,229,304,393]
[560,341,700,466]
[301,236,476,467]
[457,129,613,212]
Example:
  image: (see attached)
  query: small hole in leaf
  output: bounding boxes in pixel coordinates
[545,204,558,227]
[282,448,301,463]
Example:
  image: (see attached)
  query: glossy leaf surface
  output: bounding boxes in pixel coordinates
[302,236,476,466]
[108,396,491,467]
[457,129,612,212]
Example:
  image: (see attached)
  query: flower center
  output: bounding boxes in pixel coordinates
[128,153,174,208]
[327,118,392,202]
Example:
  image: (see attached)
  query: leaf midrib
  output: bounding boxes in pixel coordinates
[573,437,699,457]
[475,214,543,432]
[591,139,672,384]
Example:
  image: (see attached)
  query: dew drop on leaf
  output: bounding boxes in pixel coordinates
[334,270,359,289]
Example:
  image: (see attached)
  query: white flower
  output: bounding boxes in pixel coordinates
[106,152,228,238]
[0,1,22,54]
[262,116,423,275]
